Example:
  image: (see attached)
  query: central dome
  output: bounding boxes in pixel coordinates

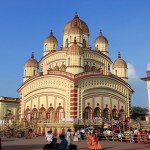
[63,12,89,36]
[67,42,83,55]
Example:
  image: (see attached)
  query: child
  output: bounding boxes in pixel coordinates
[45,131,53,143]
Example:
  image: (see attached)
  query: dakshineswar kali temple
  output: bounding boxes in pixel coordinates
[18,12,133,135]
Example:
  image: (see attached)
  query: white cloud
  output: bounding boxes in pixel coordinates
[146,63,150,71]
[127,63,138,78]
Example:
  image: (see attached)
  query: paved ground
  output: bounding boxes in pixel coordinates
[1,136,150,150]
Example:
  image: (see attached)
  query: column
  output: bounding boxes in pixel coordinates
[70,86,78,118]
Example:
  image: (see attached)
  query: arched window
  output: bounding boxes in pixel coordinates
[91,66,97,71]
[56,106,65,120]
[68,58,70,66]
[65,39,68,48]
[34,70,36,75]
[60,64,66,71]
[119,109,124,120]
[94,107,100,117]
[54,66,59,71]
[47,107,54,120]
[103,108,109,120]
[39,107,46,119]
[112,109,117,119]
[115,70,117,75]
[83,107,92,119]
[79,36,81,42]
[108,64,110,71]
[83,39,86,48]
[80,57,81,66]
[84,65,91,72]
[53,44,55,49]
[32,108,38,119]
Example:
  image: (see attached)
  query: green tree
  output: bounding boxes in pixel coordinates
[131,106,148,116]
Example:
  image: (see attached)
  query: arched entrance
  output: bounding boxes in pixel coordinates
[47,107,54,122]
[112,109,118,120]
[119,109,124,121]
[93,107,101,118]
[103,108,109,122]
[83,106,92,120]
[56,106,65,121]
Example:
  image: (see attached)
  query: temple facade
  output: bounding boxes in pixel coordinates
[18,12,133,135]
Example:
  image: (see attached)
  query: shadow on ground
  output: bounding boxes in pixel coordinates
[2,144,44,150]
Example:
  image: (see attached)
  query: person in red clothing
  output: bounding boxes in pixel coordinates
[137,129,141,144]
[88,131,102,150]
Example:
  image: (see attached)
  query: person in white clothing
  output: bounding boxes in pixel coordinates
[66,129,72,148]
[45,131,54,143]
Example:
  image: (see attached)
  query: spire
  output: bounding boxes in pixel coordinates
[100,29,103,36]
[50,29,53,36]
[118,52,121,58]
[31,52,34,58]
[74,11,79,18]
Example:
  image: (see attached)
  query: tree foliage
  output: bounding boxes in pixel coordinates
[131,106,148,116]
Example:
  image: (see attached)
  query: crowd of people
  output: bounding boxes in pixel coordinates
[42,126,150,150]
[43,129,77,150]
[43,128,103,150]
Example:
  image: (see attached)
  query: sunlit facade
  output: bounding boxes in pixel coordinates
[18,12,133,135]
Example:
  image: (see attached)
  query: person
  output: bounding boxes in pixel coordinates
[87,132,92,148]
[49,137,59,149]
[117,131,124,141]
[68,144,77,150]
[137,129,141,143]
[142,130,148,144]
[73,130,78,142]
[80,128,85,140]
[43,144,53,150]
[88,131,102,150]
[58,134,68,150]
[148,130,150,142]
[133,128,138,143]
[66,129,72,147]
[45,131,54,143]
[129,129,134,143]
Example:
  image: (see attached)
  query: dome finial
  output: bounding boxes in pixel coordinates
[74,11,79,18]
[100,29,103,36]
[50,29,53,36]
[31,52,34,58]
[118,52,121,58]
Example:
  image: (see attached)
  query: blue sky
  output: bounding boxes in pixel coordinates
[0,0,150,107]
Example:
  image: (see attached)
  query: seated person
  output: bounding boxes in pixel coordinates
[43,144,51,150]
[49,138,59,149]
[68,144,77,150]
[58,134,68,150]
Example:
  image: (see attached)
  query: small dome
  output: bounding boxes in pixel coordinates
[68,25,83,34]
[63,12,89,35]
[44,30,58,44]
[113,52,127,68]
[94,30,108,44]
[67,41,83,55]
[25,53,38,68]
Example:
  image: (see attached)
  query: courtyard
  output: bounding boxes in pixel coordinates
[1,136,150,150]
